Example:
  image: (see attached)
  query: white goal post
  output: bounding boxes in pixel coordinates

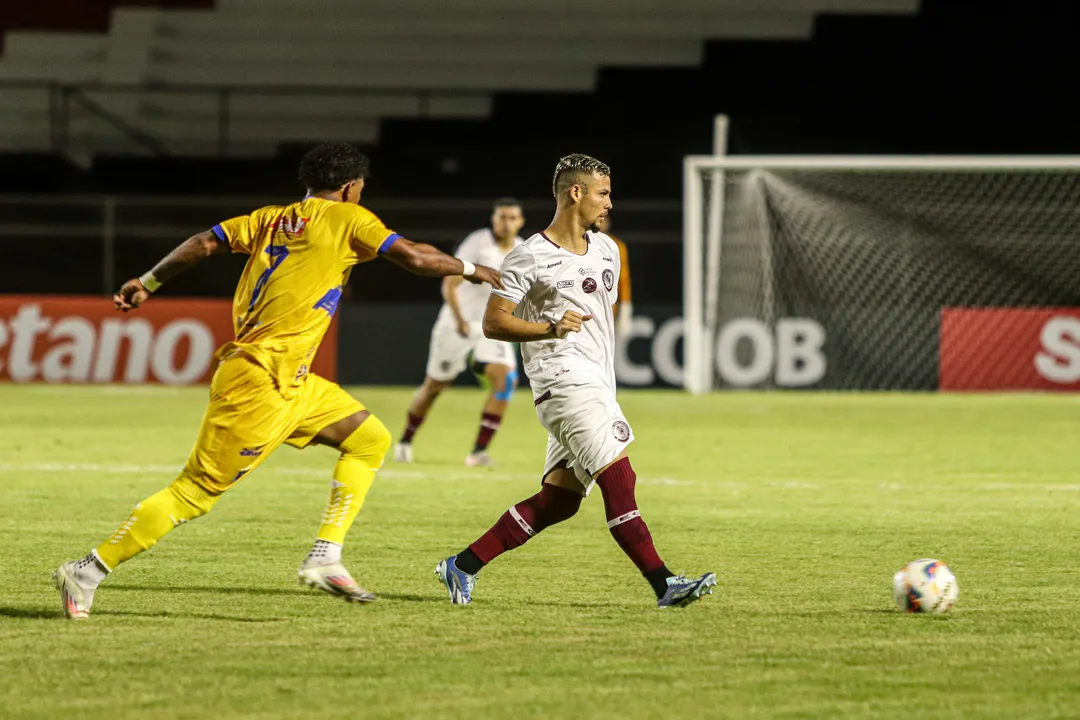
[683,126,1080,394]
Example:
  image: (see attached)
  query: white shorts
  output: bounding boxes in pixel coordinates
[533,372,634,495]
[425,322,517,382]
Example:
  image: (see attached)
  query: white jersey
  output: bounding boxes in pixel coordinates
[435,228,522,328]
[493,231,620,392]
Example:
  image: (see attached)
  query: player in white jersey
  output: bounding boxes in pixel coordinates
[395,199,525,466]
[435,155,716,608]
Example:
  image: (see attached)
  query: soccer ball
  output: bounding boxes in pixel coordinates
[892,559,959,614]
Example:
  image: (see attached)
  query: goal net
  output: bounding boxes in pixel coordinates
[683,155,1080,394]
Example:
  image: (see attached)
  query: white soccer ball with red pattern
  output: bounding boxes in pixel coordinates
[892,559,959,614]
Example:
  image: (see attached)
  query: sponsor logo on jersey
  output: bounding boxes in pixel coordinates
[602,256,613,263]
[546,261,563,269]
[239,447,263,457]
[557,279,574,289]
[582,277,598,294]
[603,269,614,292]
[612,420,631,442]
[578,267,597,275]
[278,216,309,238]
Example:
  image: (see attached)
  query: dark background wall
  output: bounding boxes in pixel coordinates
[4,0,1078,305]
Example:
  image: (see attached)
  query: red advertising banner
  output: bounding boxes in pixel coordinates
[0,296,337,385]
[940,308,1080,391]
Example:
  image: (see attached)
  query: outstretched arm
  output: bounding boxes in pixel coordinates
[114,230,228,311]
[379,236,502,289]
[483,295,590,343]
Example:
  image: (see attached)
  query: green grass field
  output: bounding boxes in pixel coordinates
[2,385,1079,719]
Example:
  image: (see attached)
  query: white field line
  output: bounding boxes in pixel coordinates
[0,462,542,481]
[968,483,1080,492]
[3,462,1077,491]
[0,463,816,489]
[0,462,701,487]
[19,386,187,396]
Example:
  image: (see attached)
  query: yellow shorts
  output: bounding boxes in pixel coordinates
[183,355,364,494]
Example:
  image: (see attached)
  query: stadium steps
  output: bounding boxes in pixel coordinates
[0,0,918,157]
[17,1,1080,200]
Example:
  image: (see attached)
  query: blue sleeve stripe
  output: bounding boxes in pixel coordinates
[211,224,227,242]
[378,233,401,254]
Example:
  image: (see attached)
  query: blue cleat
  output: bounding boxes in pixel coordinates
[657,572,717,608]
[435,555,477,605]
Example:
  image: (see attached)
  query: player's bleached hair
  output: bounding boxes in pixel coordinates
[552,154,611,200]
[298,142,371,192]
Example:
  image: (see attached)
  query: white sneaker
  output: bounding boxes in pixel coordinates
[464,451,492,467]
[394,442,413,463]
[54,561,95,620]
[298,561,376,603]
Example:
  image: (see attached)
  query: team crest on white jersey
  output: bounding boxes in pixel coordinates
[612,420,631,442]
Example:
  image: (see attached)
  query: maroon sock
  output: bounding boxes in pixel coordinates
[595,457,665,573]
[472,412,502,453]
[467,484,582,565]
[401,412,424,443]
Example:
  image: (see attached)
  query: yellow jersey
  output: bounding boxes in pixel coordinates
[211,197,398,398]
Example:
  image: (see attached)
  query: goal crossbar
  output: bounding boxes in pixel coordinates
[684,155,1080,172]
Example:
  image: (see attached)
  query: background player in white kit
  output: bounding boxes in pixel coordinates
[395,199,525,466]
[435,155,716,608]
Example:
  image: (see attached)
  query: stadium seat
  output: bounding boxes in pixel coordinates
[0,0,917,157]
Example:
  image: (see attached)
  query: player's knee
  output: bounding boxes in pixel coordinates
[341,414,392,462]
[169,470,221,518]
[368,418,393,459]
[421,377,447,397]
[547,484,583,523]
[492,368,518,402]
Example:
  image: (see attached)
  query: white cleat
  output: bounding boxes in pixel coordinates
[393,442,414,463]
[54,561,95,620]
[297,561,376,603]
[464,451,492,467]
[657,572,717,609]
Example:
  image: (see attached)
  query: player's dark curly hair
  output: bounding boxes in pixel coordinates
[552,153,610,199]
[298,142,371,192]
[493,197,522,211]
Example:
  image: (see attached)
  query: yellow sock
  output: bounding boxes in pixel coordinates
[95,470,219,571]
[315,415,391,546]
